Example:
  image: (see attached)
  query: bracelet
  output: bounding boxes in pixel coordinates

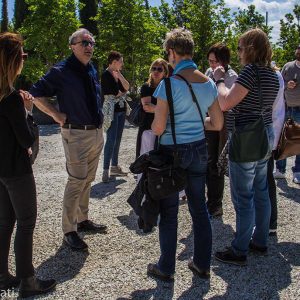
[215,78,225,86]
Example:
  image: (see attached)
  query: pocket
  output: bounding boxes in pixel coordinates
[195,142,208,163]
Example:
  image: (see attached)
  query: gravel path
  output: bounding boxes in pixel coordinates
[6,124,300,300]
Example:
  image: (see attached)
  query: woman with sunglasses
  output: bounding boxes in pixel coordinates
[0,32,56,298]
[148,28,223,281]
[136,58,169,158]
[213,28,279,266]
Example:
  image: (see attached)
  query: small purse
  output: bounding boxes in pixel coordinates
[273,117,300,160]
[127,101,145,127]
[229,66,269,163]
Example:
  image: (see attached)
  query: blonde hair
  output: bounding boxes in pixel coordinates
[239,28,272,67]
[147,58,169,87]
[0,32,23,101]
[163,28,194,56]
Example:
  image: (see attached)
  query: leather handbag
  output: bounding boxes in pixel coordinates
[127,101,145,127]
[229,66,269,163]
[146,77,187,200]
[273,117,300,160]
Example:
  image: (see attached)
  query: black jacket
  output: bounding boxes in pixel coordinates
[0,91,35,177]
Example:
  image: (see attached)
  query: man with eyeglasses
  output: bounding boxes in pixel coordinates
[274,45,300,184]
[29,28,107,251]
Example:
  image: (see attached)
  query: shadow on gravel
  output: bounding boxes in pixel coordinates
[90,179,127,199]
[35,245,88,284]
[276,179,300,204]
[38,125,60,137]
[116,209,156,236]
[177,276,210,300]
[117,279,174,300]
[211,240,300,299]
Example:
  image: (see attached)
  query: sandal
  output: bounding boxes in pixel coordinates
[147,263,174,282]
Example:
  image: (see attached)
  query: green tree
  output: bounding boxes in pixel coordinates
[96,0,164,93]
[14,0,30,30]
[20,0,80,83]
[179,0,232,71]
[79,0,98,36]
[1,0,9,32]
[274,5,300,67]
[233,5,272,36]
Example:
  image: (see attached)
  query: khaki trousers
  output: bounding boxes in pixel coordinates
[61,128,104,234]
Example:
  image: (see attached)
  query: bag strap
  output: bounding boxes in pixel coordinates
[174,74,206,130]
[164,77,177,146]
[253,65,263,111]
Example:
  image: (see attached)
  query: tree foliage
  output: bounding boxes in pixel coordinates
[20,0,80,83]
[1,0,9,32]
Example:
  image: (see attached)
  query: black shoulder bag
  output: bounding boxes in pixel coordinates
[229,66,269,162]
[146,77,187,200]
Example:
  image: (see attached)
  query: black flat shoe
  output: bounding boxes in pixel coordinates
[215,247,247,266]
[249,240,268,255]
[0,273,20,291]
[77,220,107,233]
[188,259,210,279]
[63,231,88,251]
[147,263,174,282]
[19,276,56,298]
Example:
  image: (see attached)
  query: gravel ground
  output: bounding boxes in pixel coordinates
[5,124,300,300]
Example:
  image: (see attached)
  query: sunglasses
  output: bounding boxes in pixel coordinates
[151,66,164,73]
[22,53,28,61]
[73,40,95,48]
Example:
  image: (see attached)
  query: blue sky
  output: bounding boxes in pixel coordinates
[2,0,298,42]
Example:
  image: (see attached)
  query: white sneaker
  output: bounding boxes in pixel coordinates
[273,169,285,179]
[293,172,300,184]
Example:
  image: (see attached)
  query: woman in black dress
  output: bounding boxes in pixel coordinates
[136,58,169,157]
[0,32,56,298]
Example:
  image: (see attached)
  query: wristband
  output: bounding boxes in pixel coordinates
[215,78,225,86]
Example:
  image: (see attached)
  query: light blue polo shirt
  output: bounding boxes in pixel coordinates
[153,77,217,145]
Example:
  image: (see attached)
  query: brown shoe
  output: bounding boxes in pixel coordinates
[110,165,128,176]
[188,259,210,279]
[147,263,174,282]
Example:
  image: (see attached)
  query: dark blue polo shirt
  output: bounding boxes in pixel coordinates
[30,56,103,127]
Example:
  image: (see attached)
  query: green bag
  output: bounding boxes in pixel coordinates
[229,65,269,163]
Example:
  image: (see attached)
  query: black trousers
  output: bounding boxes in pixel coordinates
[267,157,277,230]
[0,174,37,278]
[206,130,225,211]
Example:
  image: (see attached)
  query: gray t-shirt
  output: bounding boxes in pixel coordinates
[281,60,300,107]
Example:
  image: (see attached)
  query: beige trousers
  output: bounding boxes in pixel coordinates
[61,128,104,234]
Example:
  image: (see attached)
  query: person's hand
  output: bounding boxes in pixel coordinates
[52,111,67,126]
[27,147,32,156]
[143,103,155,113]
[19,90,34,112]
[213,66,225,82]
[287,80,296,89]
[112,70,120,81]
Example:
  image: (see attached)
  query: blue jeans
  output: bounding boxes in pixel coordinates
[157,139,211,275]
[276,107,300,173]
[103,111,126,170]
[230,125,274,256]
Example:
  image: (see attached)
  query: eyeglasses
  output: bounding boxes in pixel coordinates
[22,53,28,61]
[72,40,95,48]
[208,59,218,64]
[151,66,164,73]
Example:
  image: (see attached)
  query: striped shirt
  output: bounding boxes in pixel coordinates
[231,64,279,129]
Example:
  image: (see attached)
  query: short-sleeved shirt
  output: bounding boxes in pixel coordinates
[140,83,156,130]
[153,77,217,145]
[233,64,279,128]
[101,70,126,112]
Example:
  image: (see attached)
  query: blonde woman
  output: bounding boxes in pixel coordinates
[0,32,56,298]
[136,58,169,158]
